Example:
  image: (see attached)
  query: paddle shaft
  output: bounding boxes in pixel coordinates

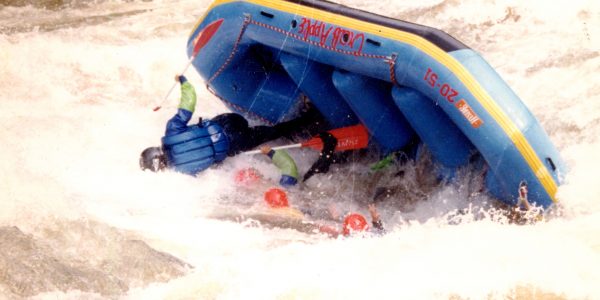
[243,143,302,155]
[152,19,224,112]
[162,59,194,103]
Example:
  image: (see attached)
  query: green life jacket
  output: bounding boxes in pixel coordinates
[271,149,298,179]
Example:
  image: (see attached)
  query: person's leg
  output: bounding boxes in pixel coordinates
[217,113,281,156]
[273,104,328,139]
[215,106,328,154]
[242,104,328,149]
[303,132,337,182]
[245,125,281,145]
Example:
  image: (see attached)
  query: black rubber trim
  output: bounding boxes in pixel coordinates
[546,158,556,171]
[260,11,274,18]
[282,0,468,52]
[366,38,381,46]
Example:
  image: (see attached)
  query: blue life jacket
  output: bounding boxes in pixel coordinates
[161,121,229,175]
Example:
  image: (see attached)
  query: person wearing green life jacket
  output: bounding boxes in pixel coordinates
[260,145,299,187]
[369,151,409,202]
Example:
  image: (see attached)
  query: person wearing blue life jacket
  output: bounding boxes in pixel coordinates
[139,74,326,175]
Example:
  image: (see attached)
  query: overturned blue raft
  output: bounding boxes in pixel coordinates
[187,0,566,209]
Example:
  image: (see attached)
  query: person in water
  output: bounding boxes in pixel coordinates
[314,203,385,237]
[256,130,348,187]
[259,145,299,188]
[139,74,324,175]
[260,184,386,237]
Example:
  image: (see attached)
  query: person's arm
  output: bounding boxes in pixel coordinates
[303,132,338,182]
[318,224,341,238]
[165,75,197,135]
[327,203,342,222]
[368,204,385,232]
[261,146,299,180]
[260,145,275,158]
[177,75,196,113]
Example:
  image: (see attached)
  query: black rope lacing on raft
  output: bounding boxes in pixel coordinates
[205,15,274,125]
[387,54,399,86]
[207,15,251,85]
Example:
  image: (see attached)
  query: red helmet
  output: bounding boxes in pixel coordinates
[264,188,289,208]
[234,168,262,186]
[342,213,368,236]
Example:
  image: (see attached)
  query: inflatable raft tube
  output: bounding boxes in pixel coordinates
[187,0,566,209]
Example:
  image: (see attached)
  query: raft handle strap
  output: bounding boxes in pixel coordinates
[260,11,274,18]
[546,158,556,171]
[366,38,381,47]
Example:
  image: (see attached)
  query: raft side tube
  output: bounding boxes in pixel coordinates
[207,44,303,123]
[392,86,475,179]
[279,52,359,128]
[391,46,562,208]
[188,13,247,81]
[332,70,415,153]
[188,8,303,123]
[451,49,567,184]
[485,170,509,202]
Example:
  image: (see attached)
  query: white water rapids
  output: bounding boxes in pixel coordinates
[1,0,599,299]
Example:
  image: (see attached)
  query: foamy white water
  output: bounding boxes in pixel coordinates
[1,0,599,299]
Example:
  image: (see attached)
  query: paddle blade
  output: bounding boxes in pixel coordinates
[302,124,369,151]
[190,18,224,57]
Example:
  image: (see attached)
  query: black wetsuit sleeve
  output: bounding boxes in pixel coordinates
[303,132,337,182]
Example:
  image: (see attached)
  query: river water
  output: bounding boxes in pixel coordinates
[1,0,599,299]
